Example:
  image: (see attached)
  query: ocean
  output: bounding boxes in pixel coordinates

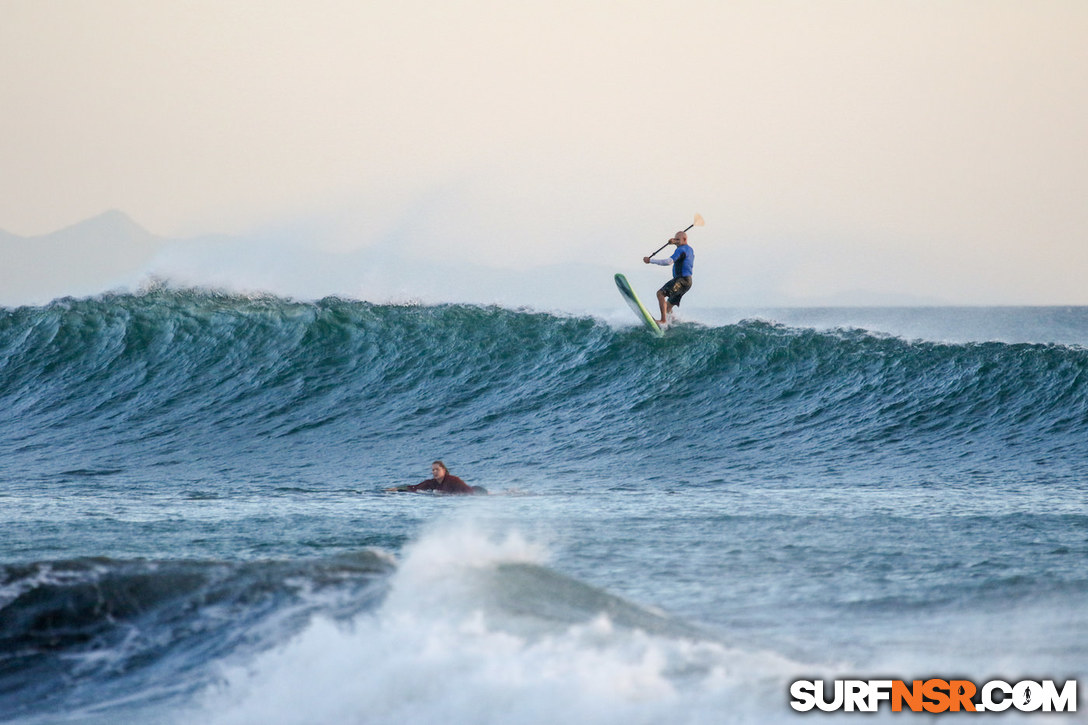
[1,289,1085,723]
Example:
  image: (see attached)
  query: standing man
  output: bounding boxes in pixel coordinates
[643,230,694,325]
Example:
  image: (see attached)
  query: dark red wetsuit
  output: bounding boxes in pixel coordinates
[405,475,473,494]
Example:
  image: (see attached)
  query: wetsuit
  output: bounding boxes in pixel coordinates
[405,475,474,494]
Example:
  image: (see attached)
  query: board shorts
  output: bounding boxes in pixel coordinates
[659,276,692,307]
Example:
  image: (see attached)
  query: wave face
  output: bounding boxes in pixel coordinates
[2,290,1085,489]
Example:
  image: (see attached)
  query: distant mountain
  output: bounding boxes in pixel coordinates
[0,211,625,311]
[0,211,167,307]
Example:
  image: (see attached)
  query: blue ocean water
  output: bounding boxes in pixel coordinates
[1,290,1085,723]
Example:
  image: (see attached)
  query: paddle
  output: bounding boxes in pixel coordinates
[647,214,704,258]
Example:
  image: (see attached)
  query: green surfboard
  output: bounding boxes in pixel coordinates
[614,273,664,337]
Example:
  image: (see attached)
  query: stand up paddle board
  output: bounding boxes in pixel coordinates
[614,273,664,337]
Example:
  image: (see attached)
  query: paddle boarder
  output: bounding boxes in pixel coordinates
[643,230,694,325]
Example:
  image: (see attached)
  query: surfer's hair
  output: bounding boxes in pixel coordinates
[432,460,448,474]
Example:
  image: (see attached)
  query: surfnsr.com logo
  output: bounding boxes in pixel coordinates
[790,679,1077,714]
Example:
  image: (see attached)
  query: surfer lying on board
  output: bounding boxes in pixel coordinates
[643,230,694,325]
[386,461,486,495]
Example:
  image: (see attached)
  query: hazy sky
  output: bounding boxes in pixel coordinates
[2,0,1087,305]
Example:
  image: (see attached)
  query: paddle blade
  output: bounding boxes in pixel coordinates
[693,213,705,227]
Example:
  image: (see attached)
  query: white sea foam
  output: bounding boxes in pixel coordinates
[188,521,802,725]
